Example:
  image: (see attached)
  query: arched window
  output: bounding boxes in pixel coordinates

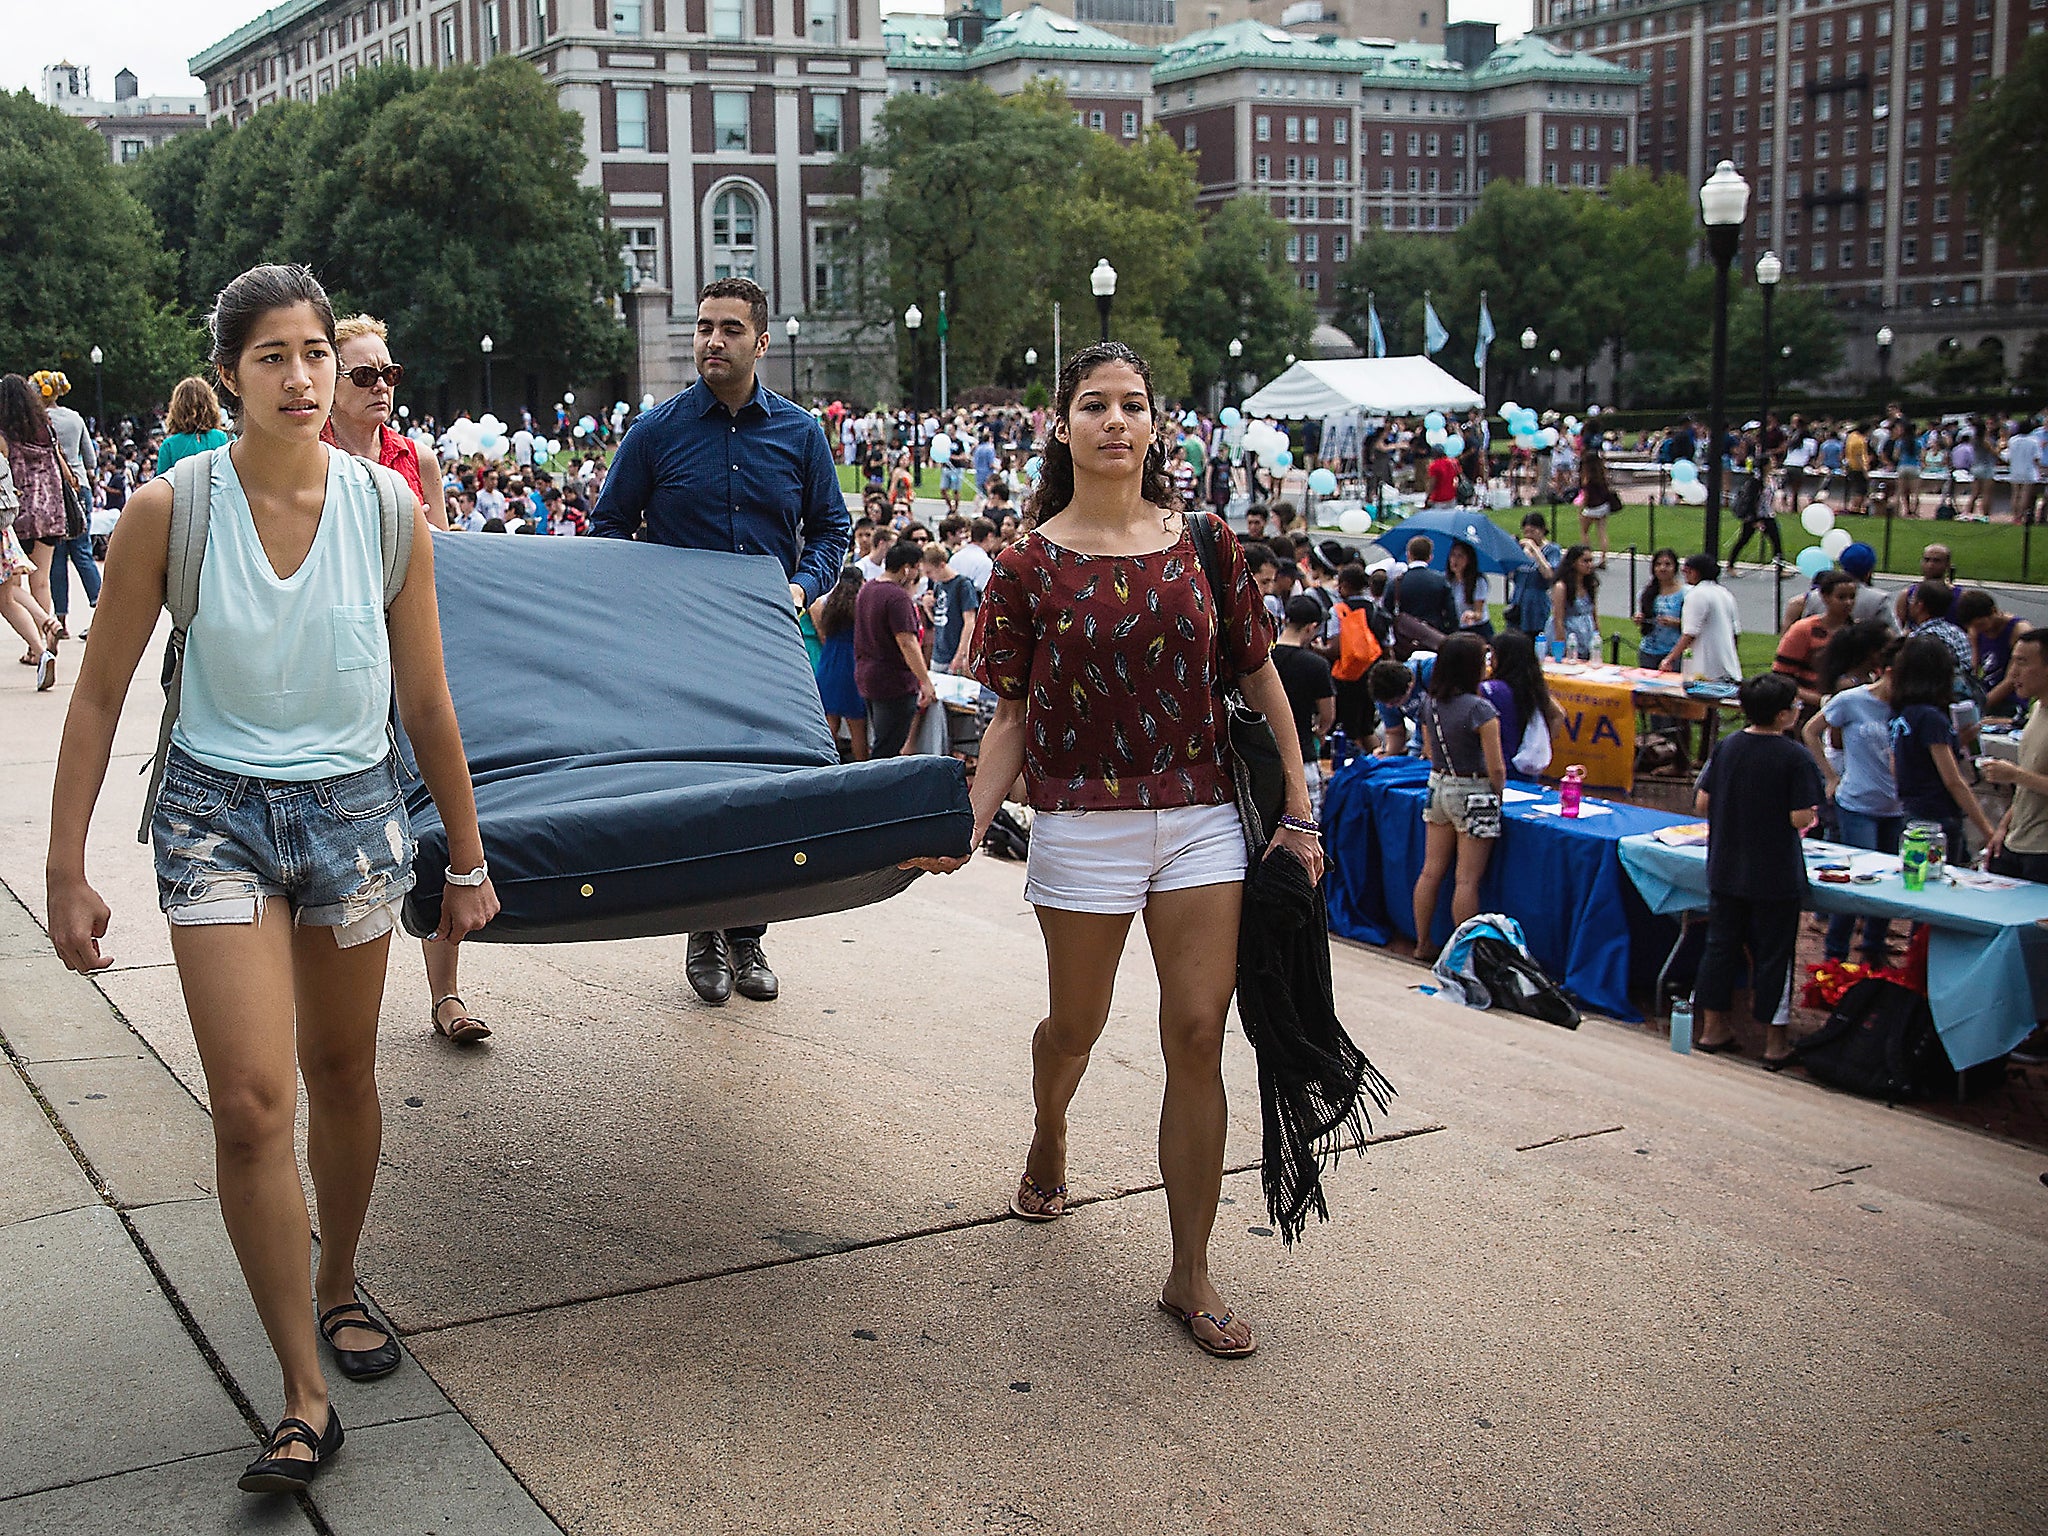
[711,189,758,282]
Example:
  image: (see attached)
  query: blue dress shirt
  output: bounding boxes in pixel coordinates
[591,379,850,604]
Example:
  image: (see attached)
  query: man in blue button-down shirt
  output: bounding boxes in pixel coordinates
[592,276,850,1008]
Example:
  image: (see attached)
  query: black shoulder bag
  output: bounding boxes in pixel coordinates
[1187,511,1287,849]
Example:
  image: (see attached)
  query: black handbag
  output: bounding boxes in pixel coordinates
[54,450,87,541]
[1188,511,1287,845]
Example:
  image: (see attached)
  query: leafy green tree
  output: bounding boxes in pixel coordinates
[300,59,630,398]
[1165,197,1314,401]
[1901,336,2007,393]
[189,100,318,310]
[1330,232,1460,358]
[121,120,230,312]
[1955,32,2048,257]
[1568,169,1697,404]
[0,91,201,413]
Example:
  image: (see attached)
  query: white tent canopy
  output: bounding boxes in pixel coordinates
[1241,356,1484,420]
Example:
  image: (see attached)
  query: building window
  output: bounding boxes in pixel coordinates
[812,93,841,154]
[119,138,145,162]
[440,15,456,61]
[1122,111,1137,137]
[1257,155,1271,180]
[616,86,649,149]
[1305,271,1319,294]
[1427,132,1440,154]
[1089,110,1105,131]
[1256,115,1271,142]
[714,91,749,152]
[1333,119,1347,144]
[612,0,642,34]
[1184,125,1196,150]
[711,188,758,280]
[1334,233,1347,260]
[485,0,502,55]
[1407,168,1420,190]
[1286,235,1300,261]
[1334,156,1347,181]
[1544,124,1557,149]
[812,224,851,309]
[619,223,661,286]
[1305,156,1318,179]
[1304,234,1319,261]
[713,0,744,39]
[1285,155,1299,178]
[1380,131,1393,154]
[809,0,840,47]
[1477,131,1489,155]
[1285,116,1299,142]
[1304,118,1318,144]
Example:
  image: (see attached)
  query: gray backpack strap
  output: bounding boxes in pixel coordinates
[366,462,416,611]
[138,450,218,842]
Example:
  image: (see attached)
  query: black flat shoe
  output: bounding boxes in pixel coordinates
[686,931,734,1006]
[239,1407,342,1493]
[731,937,779,1002]
[319,1301,401,1381]
[1695,1036,1743,1055]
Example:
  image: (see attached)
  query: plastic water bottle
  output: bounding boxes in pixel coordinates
[1328,726,1350,770]
[1564,632,1582,663]
[1901,820,1933,892]
[1669,996,1694,1054]
[1559,764,1586,818]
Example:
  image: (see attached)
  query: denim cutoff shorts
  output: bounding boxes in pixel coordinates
[151,746,417,947]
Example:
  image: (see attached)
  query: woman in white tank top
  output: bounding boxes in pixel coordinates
[46,265,497,1498]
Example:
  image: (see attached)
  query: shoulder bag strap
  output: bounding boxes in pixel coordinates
[365,462,416,611]
[1186,510,1234,690]
[138,450,218,842]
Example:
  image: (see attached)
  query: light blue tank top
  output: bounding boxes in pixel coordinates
[173,447,393,781]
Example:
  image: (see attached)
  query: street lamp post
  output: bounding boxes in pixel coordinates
[1698,159,1752,562]
[1091,259,1117,342]
[785,315,801,401]
[89,345,103,430]
[480,334,494,414]
[1755,250,1781,435]
[1876,325,1895,393]
[903,303,922,420]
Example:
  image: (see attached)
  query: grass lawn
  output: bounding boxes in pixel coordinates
[1470,498,2045,586]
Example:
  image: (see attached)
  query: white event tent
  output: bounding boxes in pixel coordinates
[1241,356,1484,420]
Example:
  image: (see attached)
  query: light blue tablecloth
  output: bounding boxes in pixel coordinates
[1617,835,2048,1070]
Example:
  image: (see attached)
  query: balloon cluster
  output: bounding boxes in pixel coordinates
[1243,420,1291,472]
[1499,400,1558,452]
[1667,457,1707,504]
[448,413,510,461]
[1796,502,1854,576]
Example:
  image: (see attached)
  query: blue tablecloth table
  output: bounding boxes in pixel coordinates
[1323,755,1690,1021]
[1618,836,2048,1071]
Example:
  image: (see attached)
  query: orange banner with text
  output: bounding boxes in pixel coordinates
[1544,674,1637,791]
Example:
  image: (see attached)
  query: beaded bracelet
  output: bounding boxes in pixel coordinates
[1276,814,1322,837]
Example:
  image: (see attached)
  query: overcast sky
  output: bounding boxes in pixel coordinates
[3,0,1529,101]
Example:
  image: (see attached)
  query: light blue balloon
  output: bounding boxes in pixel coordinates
[1219,406,1241,426]
[1796,546,1833,578]
[1668,458,1700,483]
[1024,455,1043,484]
[1182,410,1198,427]
[1308,467,1338,494]
[1423,410,1446,432]
[1272,449,1293,471]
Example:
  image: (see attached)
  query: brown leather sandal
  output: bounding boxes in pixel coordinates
[431,994,492,1045]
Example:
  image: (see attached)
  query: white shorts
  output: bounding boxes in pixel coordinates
[1023,802,1248,915]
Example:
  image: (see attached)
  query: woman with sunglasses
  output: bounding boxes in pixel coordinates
[321,317,486,1046]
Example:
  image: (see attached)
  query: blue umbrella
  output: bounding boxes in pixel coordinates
[1372,508,1533,576]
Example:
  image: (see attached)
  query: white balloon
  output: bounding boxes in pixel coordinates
[1821,527,1854,558]
[1673,480,1708,505]
[640,393,656,411]
[1800,502,1836,537]
[1499,400,1519,418]
[1338,508,1375,535]
[930,433,954,462]
[546,438,561,455]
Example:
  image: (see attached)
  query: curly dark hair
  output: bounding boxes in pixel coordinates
[1025,341,1176,527]
[0,373,53,449]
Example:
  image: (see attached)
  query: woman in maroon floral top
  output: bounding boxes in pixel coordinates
[911,342,1320,1360]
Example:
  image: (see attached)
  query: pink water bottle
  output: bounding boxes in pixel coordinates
[1559,764,1586,818]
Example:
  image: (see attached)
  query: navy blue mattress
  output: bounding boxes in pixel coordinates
[400,533,972,942]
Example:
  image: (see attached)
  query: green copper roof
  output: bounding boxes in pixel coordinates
[886,5,1154,70]
[1155,20,1641,89]
[190,0,327,78]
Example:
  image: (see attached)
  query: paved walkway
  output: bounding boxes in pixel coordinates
[3,626,2046,1532]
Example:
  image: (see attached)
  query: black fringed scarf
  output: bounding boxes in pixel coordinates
[1235,844,1395,1244]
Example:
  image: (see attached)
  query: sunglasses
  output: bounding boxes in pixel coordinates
[340,363,404,389]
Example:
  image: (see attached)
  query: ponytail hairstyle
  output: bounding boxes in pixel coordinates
[207,263,337,416]
[1024,341,1176,527]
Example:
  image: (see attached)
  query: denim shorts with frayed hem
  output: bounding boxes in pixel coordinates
[151,747,416,947]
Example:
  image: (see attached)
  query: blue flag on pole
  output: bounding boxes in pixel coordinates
[1474,293,1496,372]
[1367,294,1387,358]
[1423,294,1449,356]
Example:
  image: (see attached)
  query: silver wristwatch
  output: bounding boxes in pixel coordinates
[444,861,489,888]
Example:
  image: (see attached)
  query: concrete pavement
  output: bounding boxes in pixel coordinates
[4,620,2047,1533]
